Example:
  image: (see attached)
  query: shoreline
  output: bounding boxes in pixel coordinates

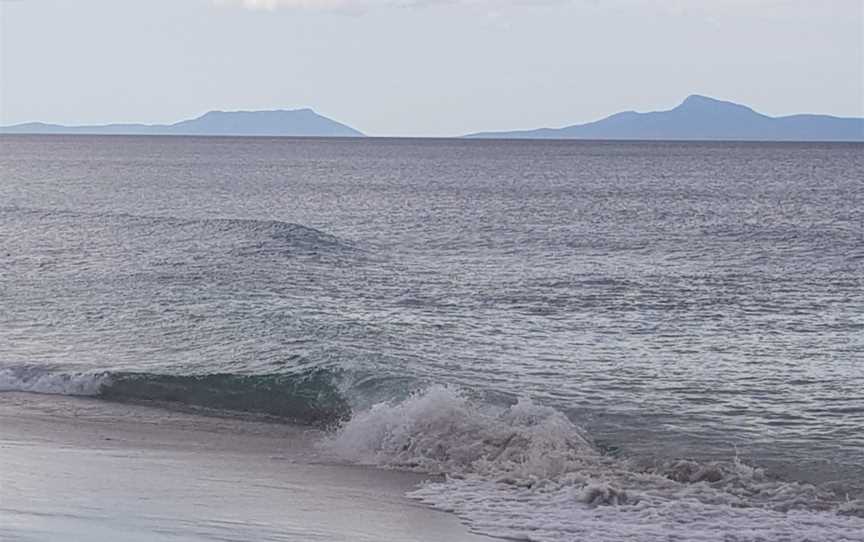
[0,392,495,542]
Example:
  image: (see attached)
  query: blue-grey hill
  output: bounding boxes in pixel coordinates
[1,108,364,137]
[465,95,864,141]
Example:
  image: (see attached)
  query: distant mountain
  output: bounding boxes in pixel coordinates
[465,95,864,141]
[1,109,364,137]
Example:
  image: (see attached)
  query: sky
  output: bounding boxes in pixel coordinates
[0,0,862,136]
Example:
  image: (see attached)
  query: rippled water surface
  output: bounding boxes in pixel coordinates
[1,135,862,505]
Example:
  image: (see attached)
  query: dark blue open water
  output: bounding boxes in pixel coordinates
[1,135,863,540]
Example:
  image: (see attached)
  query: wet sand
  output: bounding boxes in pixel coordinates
[0,392,494,542]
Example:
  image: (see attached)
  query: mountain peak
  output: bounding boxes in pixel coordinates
[174,108,363,136]
[465,95,863,141]
[199,108,315,117]
[682,94,720,105]
[675,95,757,115]
[1,109,365,137]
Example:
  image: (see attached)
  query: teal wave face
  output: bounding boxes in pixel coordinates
[99,369,350,426]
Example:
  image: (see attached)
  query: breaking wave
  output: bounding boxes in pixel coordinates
[4,365,863,540]
[325,386,864,542]
[0,366,108,396]
[0,365,349,426]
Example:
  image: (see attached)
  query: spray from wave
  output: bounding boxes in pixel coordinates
[0,366,108,396]
[324,386,864,542]
[325,385,596,480]
[4,366,863,540]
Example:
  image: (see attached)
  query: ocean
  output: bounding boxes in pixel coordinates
[1,135,862,541]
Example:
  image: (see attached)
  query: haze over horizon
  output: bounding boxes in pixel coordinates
[1,0,862,137]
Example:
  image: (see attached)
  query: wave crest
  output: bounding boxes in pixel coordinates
[326,385,864,541]
[1,206,359,261]
[0,365,349,426]
[0,366,108,396]
[101,370,349,426]
[326,385,596,479]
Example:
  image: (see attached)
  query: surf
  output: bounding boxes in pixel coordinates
[324,386,864,541]
[3,364,863,541]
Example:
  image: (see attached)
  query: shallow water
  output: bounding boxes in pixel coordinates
[1,135,863,540]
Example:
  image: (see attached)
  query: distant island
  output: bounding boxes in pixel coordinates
[465,95,864,142]
[1,108,365,137]
[4,96,863,141]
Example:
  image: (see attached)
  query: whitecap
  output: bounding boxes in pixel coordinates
[325,385,864,542]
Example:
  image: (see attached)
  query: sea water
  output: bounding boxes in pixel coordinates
[1,135,862,540]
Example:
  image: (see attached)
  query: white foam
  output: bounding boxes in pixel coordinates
[411,478,864,542]
[326,386,864,542]
[0,366,107,396]
[325,385,596,479]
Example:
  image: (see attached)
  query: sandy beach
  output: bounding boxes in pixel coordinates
[0,392,494,542]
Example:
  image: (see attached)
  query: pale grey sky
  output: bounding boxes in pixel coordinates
[1,0,862,136]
